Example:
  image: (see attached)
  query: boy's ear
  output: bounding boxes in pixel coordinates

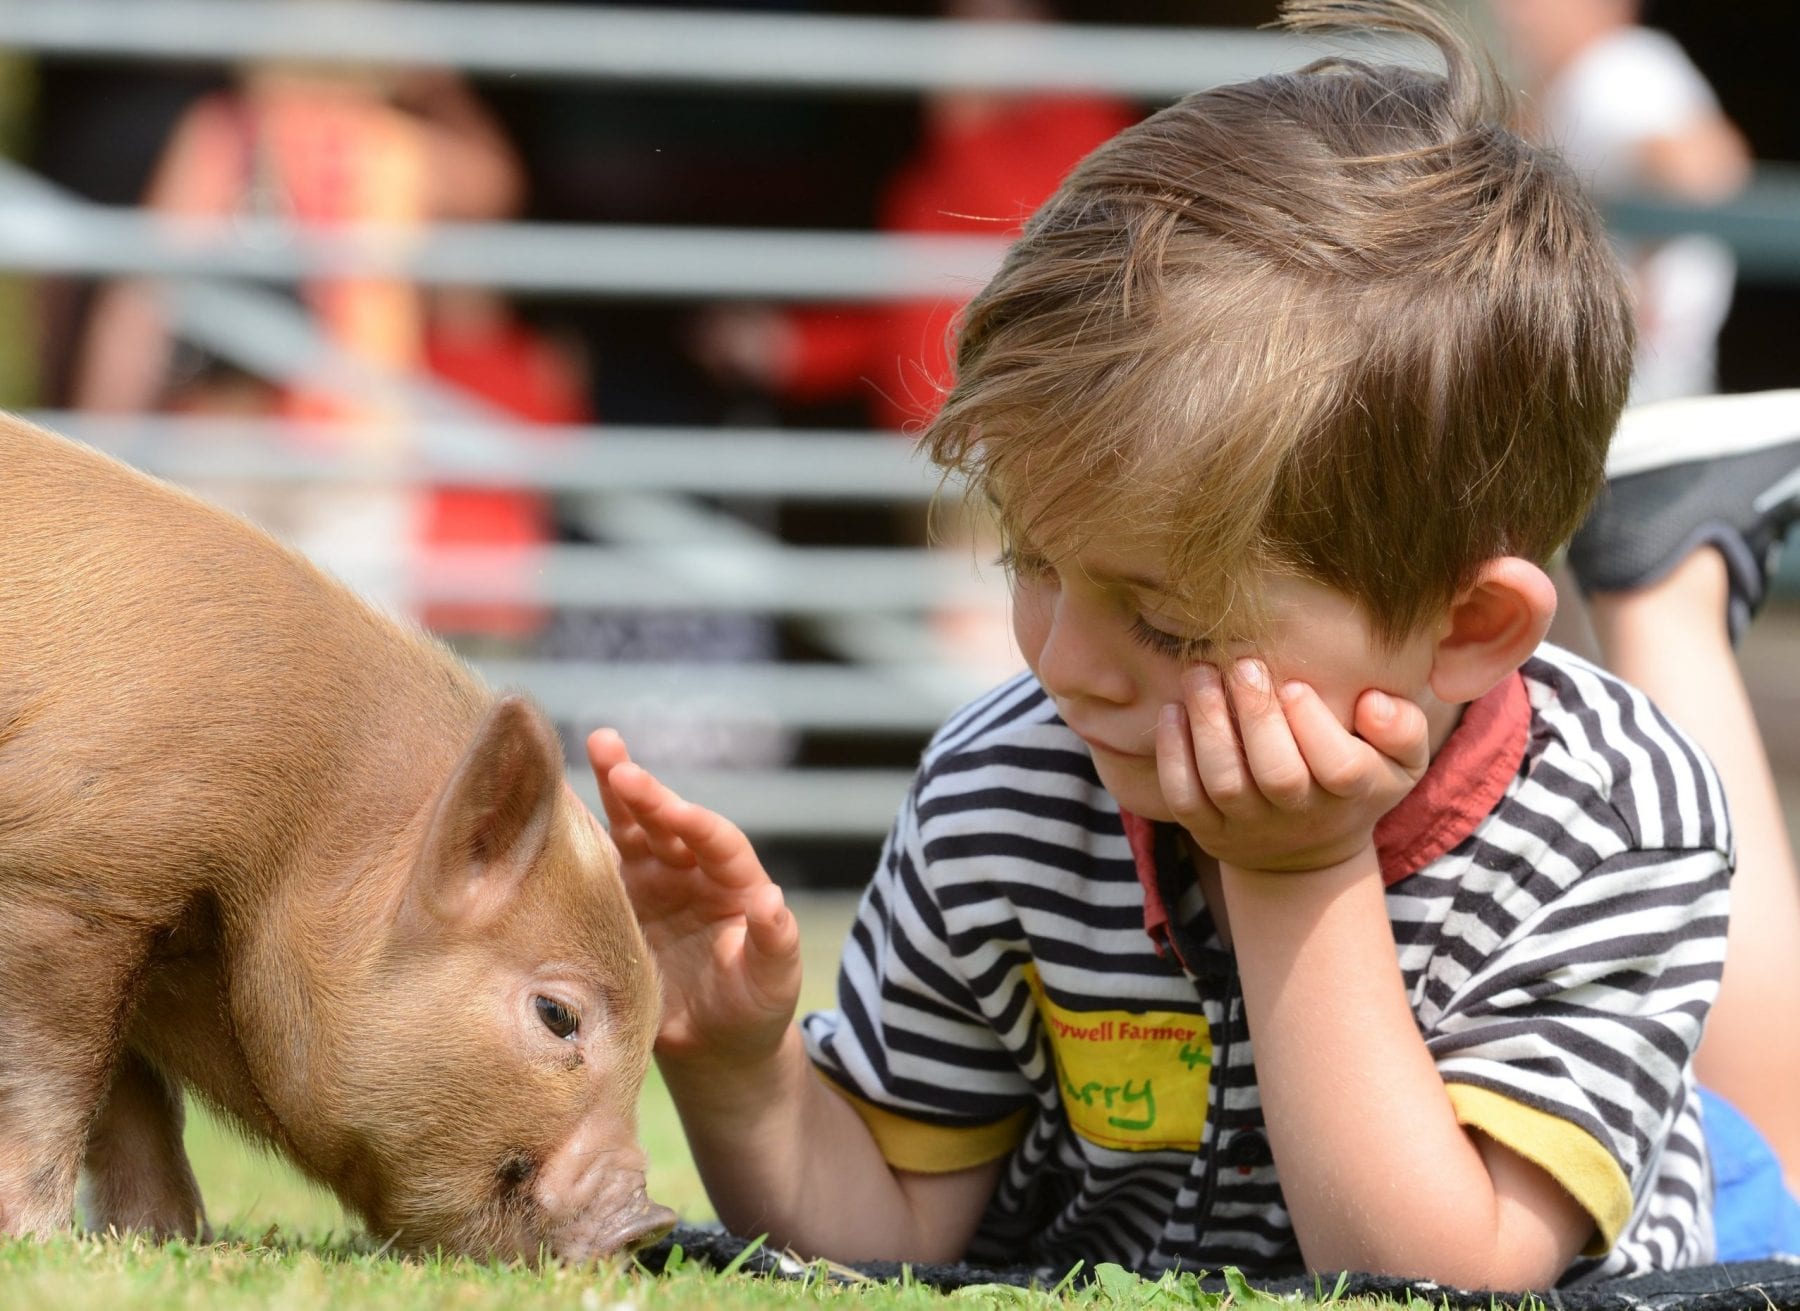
[1427,557,1558,706]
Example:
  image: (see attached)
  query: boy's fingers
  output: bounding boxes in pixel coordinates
[744,882,803,1001]
[666,802,769,890]
[1280,682,1378,799]
[605,761,701,869]
[586,727,635,787]
[1230,660,1312,807]
[586,726,628,769]
[1157,704,1224,831]
[608,762,770,890]
[1181,664,1252,808]
[586,728,641,832]
[593,776,653,861]
[598,778,643,824]
[1353,690,1431,777]
[603,811,652,862]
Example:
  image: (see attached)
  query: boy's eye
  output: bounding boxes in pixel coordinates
[1129,614,1210,662]
[534,995,579,1040]
[996,546,1052,577]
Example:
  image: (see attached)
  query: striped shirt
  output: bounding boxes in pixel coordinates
[801,644,1732,1284]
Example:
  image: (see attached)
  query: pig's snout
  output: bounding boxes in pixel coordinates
[550,1192,678,1262]
[536,1136,675,1262]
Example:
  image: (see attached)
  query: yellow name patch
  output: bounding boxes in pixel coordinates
[1026,965,1212,1151]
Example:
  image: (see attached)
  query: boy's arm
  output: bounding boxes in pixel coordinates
[660,1025,1003,1262]
[1222,852,1592,1288]
[587,730,1001,1263]
[1158,669,1592,1289]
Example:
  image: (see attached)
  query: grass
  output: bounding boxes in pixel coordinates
[0,1232,1434,1311]
[0,894,1417,1309]
[0,1232,1433,1311]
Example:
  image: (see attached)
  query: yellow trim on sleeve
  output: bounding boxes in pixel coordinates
[815,1069,1031,1174]
[1446,1083,1632,1255]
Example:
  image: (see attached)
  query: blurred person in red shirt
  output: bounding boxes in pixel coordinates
[71,57,582,645]
[691,0,1139,674]
[692,0,1140,433]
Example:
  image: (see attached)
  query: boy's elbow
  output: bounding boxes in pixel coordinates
[1300,1228,1579,1295]
[1414,1131,1594,1290]
[1427,1230,1584,1295]
[891,1158,1005,1265]
[1297,1145,1594,1292]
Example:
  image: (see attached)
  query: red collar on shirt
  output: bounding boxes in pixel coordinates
[1123,671,1531,957]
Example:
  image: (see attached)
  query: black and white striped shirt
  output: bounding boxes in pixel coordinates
[801,644,1732,1284]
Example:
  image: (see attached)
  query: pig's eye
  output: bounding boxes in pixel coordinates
[534,995,579,1040]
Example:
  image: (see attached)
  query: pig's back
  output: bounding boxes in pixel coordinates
[0,415,489,903]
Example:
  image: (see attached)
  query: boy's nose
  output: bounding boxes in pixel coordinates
[1033,593,1134,706]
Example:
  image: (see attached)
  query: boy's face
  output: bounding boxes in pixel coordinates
[1007,535,1445,823]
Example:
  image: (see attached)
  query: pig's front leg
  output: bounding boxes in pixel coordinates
[80,1050,207,1241]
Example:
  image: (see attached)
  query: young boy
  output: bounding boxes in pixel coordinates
[587,0,1732,1290]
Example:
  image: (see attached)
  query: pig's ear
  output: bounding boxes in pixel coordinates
[414,695,563,929]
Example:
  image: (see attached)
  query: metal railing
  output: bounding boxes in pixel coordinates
[0,0,1430,95]
[4,3,1797,842]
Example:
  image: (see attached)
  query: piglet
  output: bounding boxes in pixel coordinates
[0,414,674,1261]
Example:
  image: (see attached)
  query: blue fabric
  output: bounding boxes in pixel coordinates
[1701,1086,1800,1260]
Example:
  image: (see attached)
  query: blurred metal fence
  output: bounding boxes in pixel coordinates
[3,1,1798,843]
[0,0,1429,96]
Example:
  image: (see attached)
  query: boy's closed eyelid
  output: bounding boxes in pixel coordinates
[996,545,1053,574]
[1128,613,1217,662]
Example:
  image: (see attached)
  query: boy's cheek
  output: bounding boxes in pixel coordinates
[1009,584,1049,653]
[1306,687,1357,729]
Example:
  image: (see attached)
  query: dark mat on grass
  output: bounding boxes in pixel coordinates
[640,1224,1800,1308]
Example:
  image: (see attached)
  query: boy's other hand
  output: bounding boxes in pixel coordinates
[586,728,803,1069]
[1155,661,1429,875]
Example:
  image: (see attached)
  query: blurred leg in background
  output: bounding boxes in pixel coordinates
[1568,392,1800,1196]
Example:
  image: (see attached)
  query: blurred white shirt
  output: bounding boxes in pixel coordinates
[1540,25,1736,403]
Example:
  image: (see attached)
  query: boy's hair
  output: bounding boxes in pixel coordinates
[922,0,1634,645]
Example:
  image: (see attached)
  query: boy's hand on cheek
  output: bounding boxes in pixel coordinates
[1156,661,1429,875]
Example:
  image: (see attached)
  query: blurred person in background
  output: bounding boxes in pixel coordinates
[1494,0,1800,1220]
[1561,388,1800,1244]
[690,0,1139,674]
[68,56,579,649]
[1490,0,1751,403]
[692,0,1137,435]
